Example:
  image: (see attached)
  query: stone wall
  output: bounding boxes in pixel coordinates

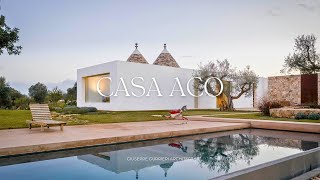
[270,107,320,118]
[268,75,301,105]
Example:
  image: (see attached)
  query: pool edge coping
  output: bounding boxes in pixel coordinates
[211,147,320,180]
[0,122,249,157]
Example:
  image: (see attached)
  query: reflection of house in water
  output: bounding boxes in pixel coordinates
[77,134,319,179]
[77,141,195,179]
[260,137,319,151]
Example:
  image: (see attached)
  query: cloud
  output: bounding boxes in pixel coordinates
[296,0,320,14]
[298,2,315,11]
[267,9,280,16]
[266,6,281,17]
[266,0,320,17]
[46,79,76,92]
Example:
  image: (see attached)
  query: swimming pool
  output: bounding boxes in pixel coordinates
[0,129,319,180]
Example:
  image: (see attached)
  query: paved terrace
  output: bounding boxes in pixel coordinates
[187,116,320,133]
[0,120,249,157]
[1,116,319,157]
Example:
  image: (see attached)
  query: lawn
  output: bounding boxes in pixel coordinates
[0,109,246,129]
[205,113,320,123]
[70,109,249,125]
[62,111,167,125]
[0,110,167,129]
[0,110,32,129]
[0,109,319,130]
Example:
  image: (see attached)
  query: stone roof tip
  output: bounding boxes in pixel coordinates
[153,43,180,68]
[127,43,149,64]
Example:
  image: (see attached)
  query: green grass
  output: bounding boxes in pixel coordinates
[183,109,254,116]
[0,109,241,129]
[205,113,320,123]
[0,110,171,129]
[0,110,32,129]
[74,110,249,125]
[0,109,319,130]
[65,111,166,125]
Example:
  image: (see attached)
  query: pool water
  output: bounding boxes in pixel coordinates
[0,129,319,180]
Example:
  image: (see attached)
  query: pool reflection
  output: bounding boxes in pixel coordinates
[75,133,319,179]
[0,129,319,180]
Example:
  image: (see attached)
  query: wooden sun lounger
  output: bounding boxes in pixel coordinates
[26,104,66,131]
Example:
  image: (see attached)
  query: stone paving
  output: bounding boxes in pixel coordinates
[1,116,319,157]
[187,115,320,133]
[0,120,249,156]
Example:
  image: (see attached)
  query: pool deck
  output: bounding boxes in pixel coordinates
[187,116,320,133]
[0,116,319,157]
[0,120,249,157]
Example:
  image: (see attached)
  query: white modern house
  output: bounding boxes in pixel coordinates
[77,44,267,111]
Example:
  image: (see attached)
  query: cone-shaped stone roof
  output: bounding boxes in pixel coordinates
[127,43,148,64]
[153,44,180,68]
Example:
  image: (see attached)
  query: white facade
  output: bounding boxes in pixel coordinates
[233,77,268,108]
[77,61,267,111]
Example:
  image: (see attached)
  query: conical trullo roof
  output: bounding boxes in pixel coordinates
[153,44,180,68]
[127,43,148,64]
[160,162,173,177]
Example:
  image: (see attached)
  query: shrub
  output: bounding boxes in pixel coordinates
[295,112,307,120]
[258,98,282,116]
[14,96,31,110]
[61,106,79,114]
[66,100,77,106]
[307,113,320,120]
[54,107,62,112]
[49,101,66,111]
[56,106,97,114]
[83,107,98,112]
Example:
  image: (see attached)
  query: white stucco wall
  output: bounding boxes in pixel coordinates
[232,77,268,108]
[113,61,197,110]
[77,61,119,110]
[255,77,268,103]
[77,61,216,111]
[77,61,267,111]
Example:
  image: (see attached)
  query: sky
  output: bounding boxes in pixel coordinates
[0,0,320,93]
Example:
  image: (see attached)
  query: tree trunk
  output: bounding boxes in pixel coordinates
[227,96,234,111]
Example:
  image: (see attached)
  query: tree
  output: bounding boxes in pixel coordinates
[194,60,258,110]
[28,83,48,103]
[9,87,23,105]
[194,134,260,173]
[230,66,258,105]
[48,86,63,103]
[0,15,22,55]
[282,34,320,74]
[0,77,12,108]
[66,83,77,101]
[194,60,235,96]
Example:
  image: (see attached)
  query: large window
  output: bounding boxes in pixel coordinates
[85,74,111,103]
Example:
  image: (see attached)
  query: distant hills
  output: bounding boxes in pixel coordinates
[9,79,76,95]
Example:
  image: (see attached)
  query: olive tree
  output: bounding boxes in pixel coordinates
[194,59,258,110]
[0,15,22,55]
[281,34,320,74]
[48,86,63,103]
[65,83,77,102]
[28,83,48,103]
[0,77,12,108]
